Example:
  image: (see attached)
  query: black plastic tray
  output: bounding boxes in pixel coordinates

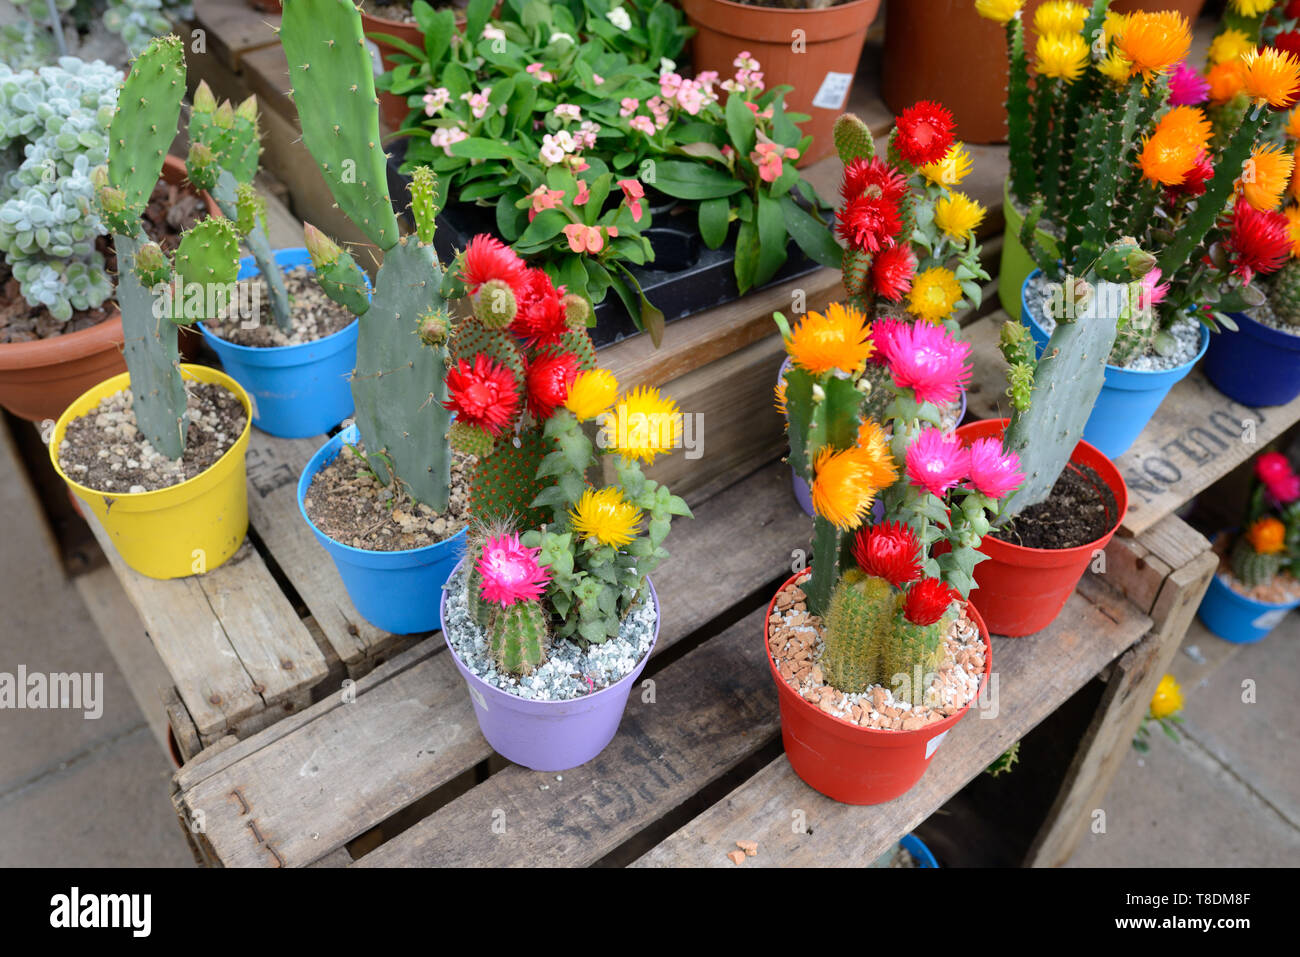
[385,149,823,348]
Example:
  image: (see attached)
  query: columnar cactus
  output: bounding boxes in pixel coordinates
[280,0,453,509]
[486,600,550,675]
[185,82,291,332]
[94,35,239,460]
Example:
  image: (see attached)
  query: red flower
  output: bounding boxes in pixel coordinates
[894,101,956,167]
[851,521,922,587]
[1226,202,1291,284]
[509,268,570,347]
[1289,1,1300,20]
[869,245,917,302]
[461,234,527,295]
[837,192,902,253]
[903,578,958,626]
[525,349,579,420]
[841,157,908,206]
[1256,451,1300,503]
[1168,150,1213,198]
[444,354,521,436]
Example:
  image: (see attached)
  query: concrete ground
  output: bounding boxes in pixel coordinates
[2,417,1297,867]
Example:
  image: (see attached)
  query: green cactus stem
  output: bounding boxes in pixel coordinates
[409,165,441,244]
[1229,537,1282,587]
[487,600,549,675]
[132,240,172,287]
[303,222,371,317]
[474,278,517,328]
[833,112,875,165]
[823,571,896,694]
[1006,16,1034,203]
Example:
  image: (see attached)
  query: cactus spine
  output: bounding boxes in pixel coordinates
[1270,261,1300,326]
[280,0,452,510]
[486,600,549,675]
[1230,537,1282,587]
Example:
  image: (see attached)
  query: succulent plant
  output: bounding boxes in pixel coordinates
[1269,260,1300,326]
[94,35,239,459]
[104,0,194,56]
[0,57,121,322]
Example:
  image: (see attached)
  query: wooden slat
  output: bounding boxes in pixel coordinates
[355,605,780,868]
[82,512,328,739]
[632,575,1151,868]
[963,311,1300,537]
[172,459,811,865]
[194,0,280,69]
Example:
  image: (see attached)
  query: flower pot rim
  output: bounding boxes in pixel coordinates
[49,363,253,503]
[683,0,881,14]
[0,309,124,367]
[1226,308,1300,353]
[441,555,662,708]
[956,417,1129,562]
[296,423,469,560]
[1023,268,1211,377]
[764,569,991,738]
[1209,569,1300,611]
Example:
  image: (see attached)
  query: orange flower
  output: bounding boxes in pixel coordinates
[855,419,900,490]
[1239,143,1295,211]
[1288,107,1300,140]
[1206,59,1246,104]
[1292,146,1300,201]
[1240,48,1300,108]
[1137,107,1212,186]
[811,445,886,531]
[1116,11,1191,79]
[1246,516,1286,554]
[786,302,873,375]
[1284,205,1300,257]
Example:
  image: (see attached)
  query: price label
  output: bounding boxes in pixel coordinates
[924,729,949,760]
[812,72,853,111]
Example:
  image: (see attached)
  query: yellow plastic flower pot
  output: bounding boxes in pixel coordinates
[49,364,253,580]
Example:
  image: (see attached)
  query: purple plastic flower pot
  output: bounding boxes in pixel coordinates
[440,561,660,772]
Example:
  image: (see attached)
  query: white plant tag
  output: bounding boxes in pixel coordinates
[466,682,488,712]
[365,39,384,76]
[925,729,949,760]
[812,72,853,111]
[1251,607,1288,631]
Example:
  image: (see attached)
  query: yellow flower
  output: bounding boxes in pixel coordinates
[907,267,963,322]
[1035,31,1090,82]
[974,0,1025,25]
[1230,0,1276,16]
[1097,51,1133,85]
[1117,11,1192,79]
[564,368,619,421]
[1240,143,1294,211]
[810,445,885,531]
[1247,515,1287,554]
[786,302,873,375]
[935,191,987,240]
[1208,28,1255,67]
[1283,205,1300,256]
[855,419,899,490]
[569,487,642,548]
[1149,674,1184,720]
[919,141,973,187]
[1241,48,1300,108]
[605,385,681,465]
[1102,10,1129,44]
[1034,1,1087,37]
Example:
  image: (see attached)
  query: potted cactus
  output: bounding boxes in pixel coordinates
[436,232,691,772]
[763,114,1018,805]
[1198,450,1300,644]
[47,36,253,581]
[184,82,362,439]
[990,2,1295,458]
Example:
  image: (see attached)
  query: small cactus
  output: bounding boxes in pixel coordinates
[1230,537,1282,587]
[486,600,550,675]
[1270,261,1300,326]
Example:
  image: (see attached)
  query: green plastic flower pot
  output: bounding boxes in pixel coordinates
[998,180,1055,321]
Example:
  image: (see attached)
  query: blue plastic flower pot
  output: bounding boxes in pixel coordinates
[1021,270,1209,459]
[1196,571,1299,645]
[297,425,466,634]
[899,833,938,868]
[1203,310,1300,407]
[198,247,359,439]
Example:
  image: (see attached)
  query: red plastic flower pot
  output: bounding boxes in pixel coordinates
[764,572,992,805]
[955,418,1128,637]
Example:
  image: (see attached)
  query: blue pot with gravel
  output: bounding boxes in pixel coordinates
[1197,571,1300,644]
[198,248,360,439]
[1021,270,1209,459]
[297,424,466,635]
[899,833,938,868]
[440,559,660,773]
[1202,309,1300,408]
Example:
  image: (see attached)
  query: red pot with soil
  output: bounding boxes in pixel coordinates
[0,156,214,423]
[681,0,882,166]
[765,571,992,805]
[955,418,1128,638]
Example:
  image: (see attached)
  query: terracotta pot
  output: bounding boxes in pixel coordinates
[363,10,446,132]
[0,157,217,422]
[682,0,882,167]
[247,0,281,10]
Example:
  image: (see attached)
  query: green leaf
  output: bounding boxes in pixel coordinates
[677,141,730,164]
[735,217,759,295]
[448,138,528,161]
[650,160,745,200]
[419,7,457,63]
[725,92,757,156]
[698,197,730,249]
[778,194,841,270]
[512,208,568,250]
[754,192,788,288]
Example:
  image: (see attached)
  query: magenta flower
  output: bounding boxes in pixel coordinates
[966,437,1024,499]
[880,320,973,406]
[867,317,905,365]
[477,534,552,607]
[1137,267,1170,313]
[1168,61,1210,107]
[906,428,970,497]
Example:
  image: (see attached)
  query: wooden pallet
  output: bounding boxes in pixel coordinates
[168,444,1215,868]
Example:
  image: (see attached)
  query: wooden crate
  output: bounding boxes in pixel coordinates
[168,444,1215,868]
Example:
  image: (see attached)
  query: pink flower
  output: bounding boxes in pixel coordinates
[1256,451,1300,503]
[1168,61,1210,107]
[422,87,450,115]
[527,184,564,221]
[879,320,973,406]
[629,115,656,136]
[562,224,615,253]
[867,317,905,364]
[750,142,785,183]
[477,534,552,607]
[1137,267,1170,313]
[618,178,644,222]
[906,428,970,497]
[460,89,493,119]
[676,80,705,115]
[965,438,1024,499]
[553,103,581,121]
[526,62,554,83]
[430,125,469,156]
[592,73,605,85]
[660,72,683,99]
[574,180,590,206]
[619,97,640,118]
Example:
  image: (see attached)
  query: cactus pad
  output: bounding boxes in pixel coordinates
[470,425,551,528]
[106,35,186,227]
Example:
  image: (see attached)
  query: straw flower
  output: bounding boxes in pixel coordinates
[1117,11,1192,79]
[1284,205,1300,256]
[1208,28,1255,67]
[1137,106,1212,186]
[1240,48,1300,108]
[569,487,643,548]
[605,385,681,465]
[907,267,964,322]
[1148,675,1183,720]
[1240,143,1295,211]
[810,445,886,531]
[1206,59,1247,104]
[918,141,973,187]
[974,0,1025,25]
[1230,0,1276,15]
[1036,32,1090,82]
[1034,1,1087,37]
[935,191,987,240]
[786,302,873,374]
[564,369,619,421]
[1247,516,1287,554]
[905,427,970,497]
